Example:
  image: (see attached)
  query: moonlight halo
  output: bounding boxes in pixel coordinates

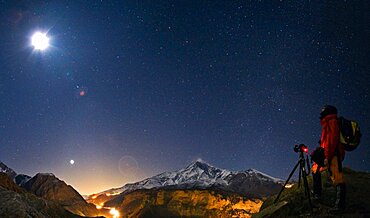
[31,32,49,51]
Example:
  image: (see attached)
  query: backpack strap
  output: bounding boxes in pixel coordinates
[336,141,343,172]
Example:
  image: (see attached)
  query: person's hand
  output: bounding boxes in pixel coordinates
[324,159,328,167]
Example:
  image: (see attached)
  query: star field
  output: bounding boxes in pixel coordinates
[0,1,369,194]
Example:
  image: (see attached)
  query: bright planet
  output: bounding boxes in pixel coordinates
[69,160,75,165]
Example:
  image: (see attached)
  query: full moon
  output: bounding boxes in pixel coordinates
[70,160,75,165]
[31,32,50,50]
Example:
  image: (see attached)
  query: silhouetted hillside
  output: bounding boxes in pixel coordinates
[0,173,81,218]
[254,168,370,217]
[22,173,108,217]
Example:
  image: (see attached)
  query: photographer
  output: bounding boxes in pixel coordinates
[311,105,346,213]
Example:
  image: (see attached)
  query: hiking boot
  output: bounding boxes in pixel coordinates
[329,183,346,214]
[311,192,321,201]
[329,205,345,214]
[312,171,322,200]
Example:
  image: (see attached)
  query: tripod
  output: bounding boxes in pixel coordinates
[274,149,313,213]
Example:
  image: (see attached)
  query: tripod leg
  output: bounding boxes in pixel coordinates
[302,166,313,213]
[274,160,300,203]
[306,155,311,175]
[301,167,308,195]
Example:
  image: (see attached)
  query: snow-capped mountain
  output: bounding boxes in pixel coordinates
[14,174,32,186]
[122,160,234,191]
[0,161,32,186]
[0,161,17,180]
[93,160,283,201]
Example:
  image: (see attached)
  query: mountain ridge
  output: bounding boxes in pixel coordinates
[93,160,283,198]
[21,172,108,217]
[0,172,83,218]
[87,159,284,212]
[88,160,271,218]
[0,161,108,217]
[0,161,17,180]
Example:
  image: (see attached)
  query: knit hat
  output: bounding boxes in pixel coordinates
[320,105,338,120]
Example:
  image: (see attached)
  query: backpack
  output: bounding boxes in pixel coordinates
[338,116,361,151]
[310,147,325,167]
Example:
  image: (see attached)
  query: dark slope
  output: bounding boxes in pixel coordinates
[22,173,108,217]
[0,173,81,218]
[105,188,263,218]
[254,168,370,217]
[0,161,17,180]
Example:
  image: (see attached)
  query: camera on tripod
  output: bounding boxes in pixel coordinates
[294,144,308,153]
[275,143,313,213]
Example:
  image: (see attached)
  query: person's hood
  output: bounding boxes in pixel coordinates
[320,114,337,126]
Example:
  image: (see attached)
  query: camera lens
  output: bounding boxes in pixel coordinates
[293,144,308,153]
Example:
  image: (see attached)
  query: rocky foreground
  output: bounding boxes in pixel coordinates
[254,168,370,217]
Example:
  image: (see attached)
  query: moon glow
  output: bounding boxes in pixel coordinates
[31,32,50,50]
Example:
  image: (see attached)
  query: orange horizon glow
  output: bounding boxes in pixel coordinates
[51,160,151,195]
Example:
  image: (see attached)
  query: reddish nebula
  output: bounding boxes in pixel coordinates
[79,90,86,96]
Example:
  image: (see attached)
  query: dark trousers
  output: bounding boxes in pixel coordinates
[312,170,322,196]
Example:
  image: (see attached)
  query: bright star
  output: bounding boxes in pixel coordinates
[70,159,75,165]
[31,32,50,51]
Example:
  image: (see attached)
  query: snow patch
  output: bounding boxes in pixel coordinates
[94,160,282,197]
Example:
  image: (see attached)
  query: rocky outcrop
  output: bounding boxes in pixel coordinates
[0,161,17,180]
[0,172,81,218]
[254,168,370,217]
[223,169,283,198]
[0,172,25,193]
[22,173,108,217]
[23,173,86,205]
[15,174,32,186]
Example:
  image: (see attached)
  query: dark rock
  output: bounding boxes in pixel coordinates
[22,173,107,217]
[0,161,17,180]
[15,174,32,186]
[23,173,86,205]
[0,172,81,218]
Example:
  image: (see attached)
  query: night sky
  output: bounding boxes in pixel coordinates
[1,1,369,194]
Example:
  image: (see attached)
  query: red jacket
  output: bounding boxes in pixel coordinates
[320,114,345,162]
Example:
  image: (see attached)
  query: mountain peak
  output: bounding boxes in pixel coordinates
[194,158,207,164]
[245,168,283,184]
[246,168,263,174]
[93,160,283,202]
[23,172,87,206]
[187,159,213,170]
[35,173,56,178]
[0,161,11,171]
[0,161,17,180]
